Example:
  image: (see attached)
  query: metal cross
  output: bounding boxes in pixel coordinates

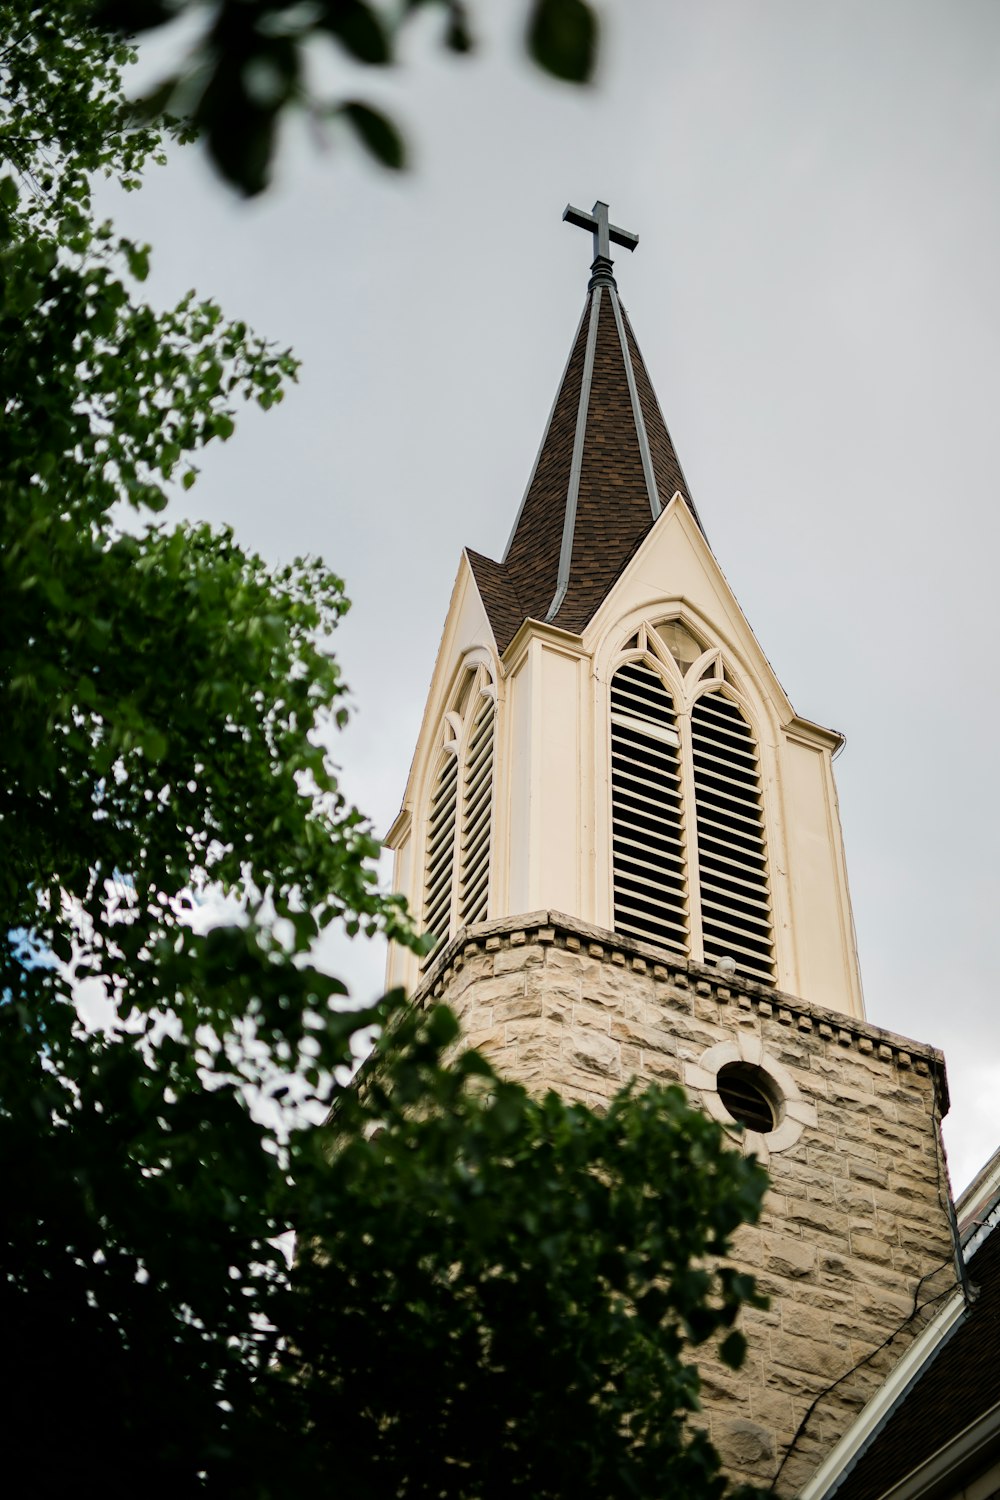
[563,200,639,263]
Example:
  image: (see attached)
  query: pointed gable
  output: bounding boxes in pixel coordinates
[471,273,703,653]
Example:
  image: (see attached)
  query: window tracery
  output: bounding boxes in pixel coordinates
[609,622,775,984]
[422,662,496,961]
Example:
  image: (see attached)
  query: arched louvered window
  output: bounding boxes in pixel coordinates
[460,694,494,927]
[423,752,458,955]
[422,664,496,962]
[610,661,688,956]
[691,692,775,985]
[609,629,775,985]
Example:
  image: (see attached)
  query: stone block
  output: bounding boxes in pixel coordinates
[461,973,526,1007]
[493,943,543,974]
[835,1182,876,1216]
[567,1029,619,1075]
[586,965,652,1010]
[817,1250,855,1282]
[713,1416,775,1467]
[854,1278,918,1325]
[544,946,588,976]
[798,1283,854,1316]
[886,1171,940,1204]
[748,1385,796,1434]
[640,1051,682,1082]
[463,1027,509,1056]
[610,1015,673,1051]
[850,1231,894,1265]
[461,1006,496,1032]
[849,1159,888,1189]
[785,1198,849,1237]
[770,1330,849,1380]
[871,1185,924,1222]
[619,1044,642,1075]
[571,999,614,1033]
[763,1233,816,1280]
[811,1056,876,1094]
[493,993,543,1023]
[806,1144,853,1176]
[780,1303,830,1343]
[897,1217,953,1257]
[835,1119,874,1150]
[742,1303,781,1335]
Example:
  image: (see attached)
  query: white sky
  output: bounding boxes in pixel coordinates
[105,0,1000,1193]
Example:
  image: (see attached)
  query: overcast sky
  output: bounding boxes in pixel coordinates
[106,0,1000,1192]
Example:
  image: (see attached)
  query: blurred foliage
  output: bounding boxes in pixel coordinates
[1,6,770,1495]
[91,0,600,193]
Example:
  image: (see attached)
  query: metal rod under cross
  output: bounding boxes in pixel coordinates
[563,200,639,265]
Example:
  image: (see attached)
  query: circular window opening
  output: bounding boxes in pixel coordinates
[717,1062,778,1133]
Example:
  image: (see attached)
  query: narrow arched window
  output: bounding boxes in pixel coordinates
[421,665,497,962]
[609,627,776,986]
[423,752,458,955]
[610,661,688,956]
[460,693,494,926]
[690,691,775,984]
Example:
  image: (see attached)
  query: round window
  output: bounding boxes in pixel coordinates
[716,1062,778,1133]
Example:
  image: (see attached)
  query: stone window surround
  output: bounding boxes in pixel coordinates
[683,1035,818,1165]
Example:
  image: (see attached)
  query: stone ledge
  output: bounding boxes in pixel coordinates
[414,910,949,1109]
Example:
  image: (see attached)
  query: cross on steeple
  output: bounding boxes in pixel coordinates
[563,200,638,288]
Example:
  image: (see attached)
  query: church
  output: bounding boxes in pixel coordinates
[384,203,999,1498]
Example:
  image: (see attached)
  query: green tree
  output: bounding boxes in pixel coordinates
[92,0,601,193]
[1,8,769,1495]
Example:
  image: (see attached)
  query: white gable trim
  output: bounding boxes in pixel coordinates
[584,493,799,726]
[608,285,660,521]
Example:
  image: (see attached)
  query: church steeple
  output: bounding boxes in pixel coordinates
[387,202,864,1023]
[468,200,703,653]
[383,207,960,1498]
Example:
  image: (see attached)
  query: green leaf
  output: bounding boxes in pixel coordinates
[124,241,150,280]
[719,1329,748,1370]
[319,0,392,64]
[340,101,407,170]
[526,0,598,83]
[140,727,168,761]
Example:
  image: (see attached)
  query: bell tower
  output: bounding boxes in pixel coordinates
[385,205,958,1494]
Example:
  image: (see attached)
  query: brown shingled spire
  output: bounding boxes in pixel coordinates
[468,204,704,654]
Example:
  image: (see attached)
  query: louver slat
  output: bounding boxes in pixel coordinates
[611,663,688,955]
[423,754,458,959]
[460,698,494,927]
[691,693,775,984]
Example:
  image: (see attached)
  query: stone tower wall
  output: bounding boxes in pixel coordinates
[415,911,959,1495]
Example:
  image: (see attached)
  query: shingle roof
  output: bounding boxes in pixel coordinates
[833,1214,1000,1500]
[471,279,703,654]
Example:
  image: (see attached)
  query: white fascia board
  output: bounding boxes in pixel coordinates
[957,1145,1000,1240]
[384,805,411,851]
[501,617,584,678]
[785,715,846,754]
